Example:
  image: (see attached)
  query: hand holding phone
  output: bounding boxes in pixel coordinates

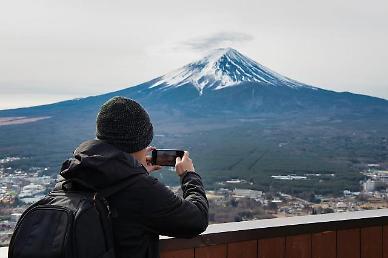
[175,151,195,176]
[145,147,162,173]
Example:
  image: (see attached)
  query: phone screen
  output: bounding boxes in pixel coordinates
[153,150,184,166]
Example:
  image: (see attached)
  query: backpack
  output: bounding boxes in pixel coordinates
[8,178,130,258]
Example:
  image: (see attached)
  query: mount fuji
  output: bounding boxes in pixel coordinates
[1,47,386,117]
[106,48,385,117]
[0,48,387,192]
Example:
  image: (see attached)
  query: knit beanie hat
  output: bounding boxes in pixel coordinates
[96,96,153,153]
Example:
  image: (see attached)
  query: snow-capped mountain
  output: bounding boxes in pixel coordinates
[150,48,316,95]
[1,47,387,117]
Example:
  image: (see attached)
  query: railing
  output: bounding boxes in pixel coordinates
[160,209,388,258]
[1,209,387,258]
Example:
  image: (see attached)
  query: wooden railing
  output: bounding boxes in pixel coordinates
[160,209,388,258]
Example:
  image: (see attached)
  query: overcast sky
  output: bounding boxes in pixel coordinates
[1,0,387,109]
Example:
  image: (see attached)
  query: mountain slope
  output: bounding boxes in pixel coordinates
[150,48,316,94]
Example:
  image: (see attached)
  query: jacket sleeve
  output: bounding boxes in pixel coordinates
[139,171,209,238]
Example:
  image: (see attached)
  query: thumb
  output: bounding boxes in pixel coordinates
[146,146,156,153]
[176,156,182,163]
[182,151,189,161]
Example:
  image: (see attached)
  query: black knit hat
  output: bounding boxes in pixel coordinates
[96,96,153,153]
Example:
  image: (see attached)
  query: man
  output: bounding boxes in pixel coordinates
[59,96,209,258]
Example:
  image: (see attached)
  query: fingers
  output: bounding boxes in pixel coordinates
[175,150,195,175]
[147,165,162,173]
[146,146,156,153]
[146,156,154,165]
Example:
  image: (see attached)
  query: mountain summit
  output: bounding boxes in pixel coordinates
[150,48,315,94]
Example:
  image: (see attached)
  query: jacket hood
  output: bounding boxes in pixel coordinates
[60,139,147,189]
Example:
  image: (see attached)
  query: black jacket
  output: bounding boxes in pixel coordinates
[60,139,209,258]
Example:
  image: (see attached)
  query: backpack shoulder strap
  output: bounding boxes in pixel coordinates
[54,178,97,192]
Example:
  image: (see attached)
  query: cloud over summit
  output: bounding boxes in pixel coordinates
[180,32,254,51]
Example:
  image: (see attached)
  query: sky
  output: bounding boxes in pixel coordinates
[1,0,387,109]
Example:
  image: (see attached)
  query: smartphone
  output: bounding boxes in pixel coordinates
[151,149,184,167]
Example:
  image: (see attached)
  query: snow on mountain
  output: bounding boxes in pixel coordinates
[151,48,316,94]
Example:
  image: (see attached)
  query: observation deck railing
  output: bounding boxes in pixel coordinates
[160,209,388,258]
